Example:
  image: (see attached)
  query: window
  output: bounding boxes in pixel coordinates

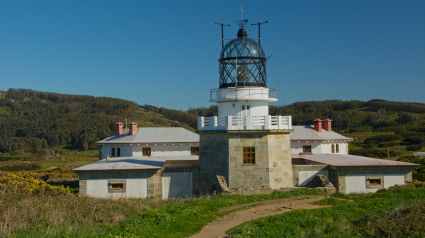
[191,147,199,155]
[247,105,250,110]
[108,180,126,193]
[336,144,339,153]
[303,145,312,153]
[142,147,151,156]
[111,148,115,157]
[117,148,121,157]
[369,179,381,185]
[242,105,245,110]
[332,144,335,153]
[111,183,124,189]
[243,147,255,165]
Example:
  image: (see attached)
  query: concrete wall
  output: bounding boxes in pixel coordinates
[133,145,196,157]
[334,166,417,194]
[218,101,269,117]
[78,170,157,198]
[198,130,293,194]
[86,178,147,199]
[99,144,198,159]
[291,142,348,154]
[292,164,330,187]
[77,164,200,199]
[162,172,193,199]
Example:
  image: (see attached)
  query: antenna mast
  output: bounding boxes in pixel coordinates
[251,20,268,45]
[215,22,230,48]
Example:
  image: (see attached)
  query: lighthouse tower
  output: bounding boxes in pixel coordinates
[197,17,294,193]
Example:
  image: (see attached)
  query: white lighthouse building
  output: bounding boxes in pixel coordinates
[197,22,294,193]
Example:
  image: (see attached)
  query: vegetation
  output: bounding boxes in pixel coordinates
[228,181,425,238]
[0,183,326,237]
[0,163,41,171]
[0,89,193,159]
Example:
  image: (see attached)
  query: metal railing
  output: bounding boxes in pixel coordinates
[198,115,292,130]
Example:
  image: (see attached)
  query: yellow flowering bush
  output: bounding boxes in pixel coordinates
[14,166,78,180]
[0,171,74,196]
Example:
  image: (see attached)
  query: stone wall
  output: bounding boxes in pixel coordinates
[198,129,293,193]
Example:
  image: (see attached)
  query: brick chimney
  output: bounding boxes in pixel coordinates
[313,119,322,133]
[129,122,138,135]
[115,122,123,135]
[323,118,332,131]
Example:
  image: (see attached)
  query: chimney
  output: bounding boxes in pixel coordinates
[313,119,322,133]
[323,118,332,131]
[129,122,138,135]
[115,122,124,135]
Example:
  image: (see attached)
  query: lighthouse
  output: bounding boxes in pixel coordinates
[197,14,294,193]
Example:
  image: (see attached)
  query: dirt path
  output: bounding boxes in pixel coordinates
[190,196,329,238]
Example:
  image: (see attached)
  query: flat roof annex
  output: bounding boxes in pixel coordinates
[292,154,419,167]
[73,155,199,171]
[94,127,199,144]
[290,125,353,141]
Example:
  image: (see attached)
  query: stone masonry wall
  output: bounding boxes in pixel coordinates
[198,130,293,193]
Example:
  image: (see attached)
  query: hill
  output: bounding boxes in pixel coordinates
[0,89,194,159]
[143,99,425,159]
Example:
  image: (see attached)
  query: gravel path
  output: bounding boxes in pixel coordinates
[190,196,329,238]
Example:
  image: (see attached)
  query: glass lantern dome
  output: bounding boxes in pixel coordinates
[219,28,267,88]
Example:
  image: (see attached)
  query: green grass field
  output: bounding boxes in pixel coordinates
[228,186,425,238]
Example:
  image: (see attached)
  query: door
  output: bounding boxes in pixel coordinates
[241,105,250,117]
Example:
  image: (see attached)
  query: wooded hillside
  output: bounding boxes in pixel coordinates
[0,89,192,158]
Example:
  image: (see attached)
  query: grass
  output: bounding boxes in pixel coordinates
[227,186,425,237]
[2,189,327,237]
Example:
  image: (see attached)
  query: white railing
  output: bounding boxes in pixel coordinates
[198,115,292,130]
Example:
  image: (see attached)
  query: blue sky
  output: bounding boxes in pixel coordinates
[1,0,424,110]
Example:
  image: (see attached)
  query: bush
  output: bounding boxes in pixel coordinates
[398,156,425,181]
[404,136,423,144]
[406,145,422,151]
[364,134,400,144]
[0,171,74,196]
[349,148,398,159]
[0,164,41,171]
[398,112,419,124]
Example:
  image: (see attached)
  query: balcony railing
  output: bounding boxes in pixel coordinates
[198,115,292,130]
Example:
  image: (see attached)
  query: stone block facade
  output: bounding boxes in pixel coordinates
[198,129,293,193]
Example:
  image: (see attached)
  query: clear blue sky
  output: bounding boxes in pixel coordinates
[1,0,424,110]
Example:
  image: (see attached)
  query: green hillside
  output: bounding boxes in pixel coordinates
[0,89,194,160]
[143,99,425,157]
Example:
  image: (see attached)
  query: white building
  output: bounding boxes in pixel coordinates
[73,124,200,199]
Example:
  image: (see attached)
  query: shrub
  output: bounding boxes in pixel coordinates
[0,171,74,196]
[350,148,398,159]
[364,202,425,238]
[398,112,419,124]
[399,157,425,181]
[0,164,41,171]
[404,136,423,144]
[364,134,400,144]
[406,145,422,151]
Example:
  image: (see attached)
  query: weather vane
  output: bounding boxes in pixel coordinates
[237,6,248,28]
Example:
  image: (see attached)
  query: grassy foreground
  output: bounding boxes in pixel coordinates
[1,185,326,237]
[228,183,425,238]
